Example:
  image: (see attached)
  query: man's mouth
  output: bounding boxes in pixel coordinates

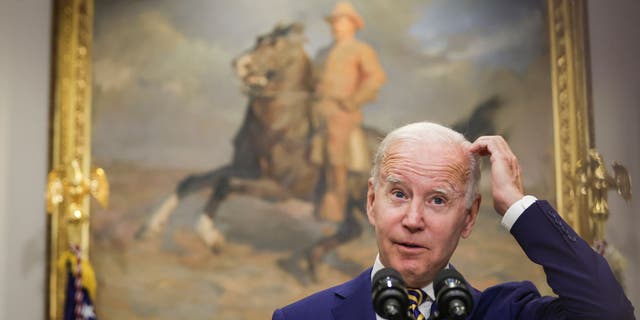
[396,241,426,250]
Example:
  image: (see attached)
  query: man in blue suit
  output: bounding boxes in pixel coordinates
[272,122,635,319]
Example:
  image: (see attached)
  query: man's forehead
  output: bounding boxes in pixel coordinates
[382,139,470,168]
[381,174,468,204]
[379,141,471,186]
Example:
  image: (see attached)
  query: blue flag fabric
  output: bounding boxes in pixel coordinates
[63,266,97,320]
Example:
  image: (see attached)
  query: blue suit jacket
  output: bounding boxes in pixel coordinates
[272,201,635,319]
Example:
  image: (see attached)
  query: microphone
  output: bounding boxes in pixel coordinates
[433,269,473,320]
[372,268,410,320]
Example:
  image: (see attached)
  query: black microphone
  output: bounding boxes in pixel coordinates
[372,268,410,320]
[433,269,473,320]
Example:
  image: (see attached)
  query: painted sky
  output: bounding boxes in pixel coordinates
[410,0,544,72]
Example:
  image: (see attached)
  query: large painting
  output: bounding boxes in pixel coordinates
[47,0,596,319]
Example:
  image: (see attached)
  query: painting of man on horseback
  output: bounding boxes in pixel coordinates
[136,17,384,284]
[88,2,558,318]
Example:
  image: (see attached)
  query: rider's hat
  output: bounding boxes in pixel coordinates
[325,2,364,30]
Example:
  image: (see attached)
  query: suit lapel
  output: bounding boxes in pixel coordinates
[331,268,377,320]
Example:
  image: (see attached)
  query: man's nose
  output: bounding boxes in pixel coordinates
[402,199,425,232]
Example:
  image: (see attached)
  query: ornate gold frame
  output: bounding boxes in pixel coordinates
[47,0,106,319]
[46,0,613,318]
[548,0,594,240]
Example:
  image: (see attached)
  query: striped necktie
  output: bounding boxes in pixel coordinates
[407,288,430,320]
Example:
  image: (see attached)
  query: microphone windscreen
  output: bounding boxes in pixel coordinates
[434,269,464,294]
[371,267,409,320]
[434,268,473,319]
[373,267,403,284]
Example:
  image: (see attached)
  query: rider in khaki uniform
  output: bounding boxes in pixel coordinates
[312,2,386,222]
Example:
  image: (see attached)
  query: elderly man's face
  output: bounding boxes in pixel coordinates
[366,138,479,288]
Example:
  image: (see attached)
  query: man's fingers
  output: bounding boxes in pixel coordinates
[471,136,519,172]
[468,143,490,156]
[469,136,508,157]
[469,135,524,215]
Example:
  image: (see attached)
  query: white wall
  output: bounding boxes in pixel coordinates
[588,0,640,316]
[0,1,51,319]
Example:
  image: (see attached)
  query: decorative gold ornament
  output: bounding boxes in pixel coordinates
[577,149,632,241]
[46,159,109,222]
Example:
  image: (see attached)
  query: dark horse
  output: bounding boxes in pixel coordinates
[136,22,501,285]
[136,23,382,284]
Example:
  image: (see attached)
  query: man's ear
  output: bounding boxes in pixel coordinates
[366,178,376,226]
[461,195,481,239]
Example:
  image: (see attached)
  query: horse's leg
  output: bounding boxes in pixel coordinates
[136,166,234,239]
[142,193,179,237]
[195,177,232,252]
[306,206,363,281]
[306,172,370,278]
[196,177,292,252]
[276,195,364,285]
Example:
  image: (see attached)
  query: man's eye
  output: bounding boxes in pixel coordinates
[392,190,406,199]
[432,197,445,205]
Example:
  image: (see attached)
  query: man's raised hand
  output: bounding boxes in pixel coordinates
[469,136,524,216]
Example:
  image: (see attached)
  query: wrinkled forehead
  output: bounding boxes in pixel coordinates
[380,138,471,185]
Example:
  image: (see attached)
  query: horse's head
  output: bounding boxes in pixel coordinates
[233,22,308,96]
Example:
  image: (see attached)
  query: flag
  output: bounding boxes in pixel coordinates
[60,245,98,320]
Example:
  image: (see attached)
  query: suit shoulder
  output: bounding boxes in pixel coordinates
[274,269,372,319]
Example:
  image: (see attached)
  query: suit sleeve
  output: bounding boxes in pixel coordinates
[510,200,635,319]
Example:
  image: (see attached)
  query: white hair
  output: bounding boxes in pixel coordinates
[371,122,481,209]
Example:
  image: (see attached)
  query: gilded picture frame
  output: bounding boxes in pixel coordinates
[46,0,597,319]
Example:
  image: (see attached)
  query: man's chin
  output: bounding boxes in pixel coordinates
[400,270,431,288]
[395,264,430,287]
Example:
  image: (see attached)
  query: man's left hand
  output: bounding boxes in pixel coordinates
[469,136,524,216]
